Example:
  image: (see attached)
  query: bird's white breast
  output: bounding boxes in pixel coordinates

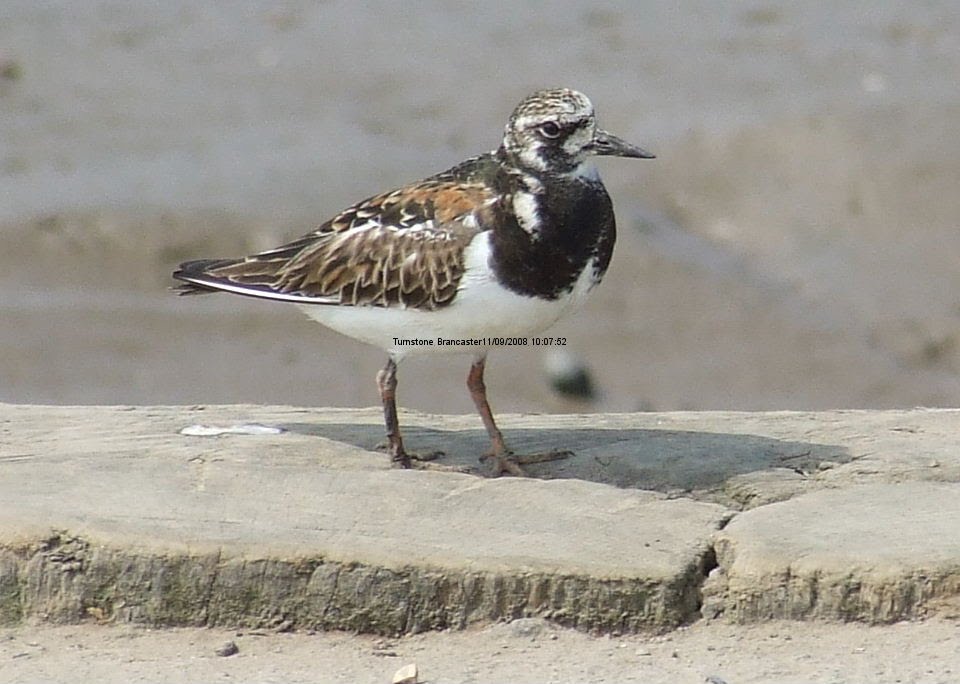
[296,232,601,357]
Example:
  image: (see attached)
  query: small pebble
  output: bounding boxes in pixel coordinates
[215,641,239,657]
[392,662,418,684]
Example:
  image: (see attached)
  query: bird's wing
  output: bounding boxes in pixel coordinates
[173,180,496,310]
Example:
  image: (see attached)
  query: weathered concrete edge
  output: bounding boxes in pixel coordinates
[704,539,960,625]
[705,557,960,625]
[702,482,960,625]
[0,530,716,635]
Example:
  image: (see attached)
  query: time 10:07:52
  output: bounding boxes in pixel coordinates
[531,337,567,346]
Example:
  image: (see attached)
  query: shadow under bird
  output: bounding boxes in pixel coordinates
[173,87,654,476]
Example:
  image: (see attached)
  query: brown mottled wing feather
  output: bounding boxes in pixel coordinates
[173,180,495,310]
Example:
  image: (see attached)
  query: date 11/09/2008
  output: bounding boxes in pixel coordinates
[391,337,567,348]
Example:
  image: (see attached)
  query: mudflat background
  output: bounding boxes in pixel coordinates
[3,3,960,683]
[3,1,960,412]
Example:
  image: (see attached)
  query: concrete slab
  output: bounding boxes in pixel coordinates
[2,404,960,632]
[0,404,727,633]
[705,482,960,623]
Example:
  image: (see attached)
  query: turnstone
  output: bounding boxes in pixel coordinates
[173,88,654,475]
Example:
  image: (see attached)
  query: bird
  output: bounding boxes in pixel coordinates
[172,87,654,476]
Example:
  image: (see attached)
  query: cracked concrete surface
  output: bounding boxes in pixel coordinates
[1,404,959,633]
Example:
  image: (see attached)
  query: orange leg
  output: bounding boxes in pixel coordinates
[466,355,527,476]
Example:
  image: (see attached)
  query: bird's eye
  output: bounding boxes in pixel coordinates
[538,121,562,139]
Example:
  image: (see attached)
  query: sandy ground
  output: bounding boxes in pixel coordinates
[3,618,959,684]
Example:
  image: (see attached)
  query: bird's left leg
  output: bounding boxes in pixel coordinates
[466,353,570,477]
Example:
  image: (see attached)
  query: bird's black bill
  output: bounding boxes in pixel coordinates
[588,129,656,159]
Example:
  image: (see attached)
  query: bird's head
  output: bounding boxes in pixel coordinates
[501,88,654,176]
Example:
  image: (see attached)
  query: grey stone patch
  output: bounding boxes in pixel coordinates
[505,616,553,640]
[215,640,238,657]
[283,409,856,498]
[707,481,960,623]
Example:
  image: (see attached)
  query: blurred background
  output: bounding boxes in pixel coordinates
[3,1,960,413]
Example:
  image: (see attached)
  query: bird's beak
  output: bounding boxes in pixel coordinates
[588,129,656,159]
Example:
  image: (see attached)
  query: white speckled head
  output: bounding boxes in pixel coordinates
[501,88,654,174]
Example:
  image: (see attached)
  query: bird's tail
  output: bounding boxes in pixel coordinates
[171,258,241,295]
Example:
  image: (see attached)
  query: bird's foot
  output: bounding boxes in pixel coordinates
[481,449,573,477]
[376,441,445,469]
[409,460,475,474]
[394,449,471,473]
